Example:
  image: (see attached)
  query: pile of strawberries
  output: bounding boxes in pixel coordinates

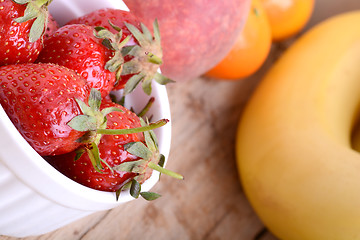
[0,0,181,200]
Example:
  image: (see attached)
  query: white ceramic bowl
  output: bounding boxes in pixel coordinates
[0,0,171,237]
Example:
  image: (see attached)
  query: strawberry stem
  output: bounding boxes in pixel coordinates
[96,119,169,135]
[137,97,155,117]
[148,162,184,180]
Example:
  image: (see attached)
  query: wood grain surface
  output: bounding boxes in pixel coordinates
[2,0,360,239]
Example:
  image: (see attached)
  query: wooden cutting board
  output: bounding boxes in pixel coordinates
[2,0,360,239]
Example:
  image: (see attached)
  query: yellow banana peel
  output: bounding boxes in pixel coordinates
[236,11,360,240]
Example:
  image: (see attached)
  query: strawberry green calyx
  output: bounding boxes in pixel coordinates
[68,89,122,144]
[68,88,170,175]
[127,179,162,201]
[13,0,52,42]
[122,20,174,95]
[114,118,183,201]
[94,22,131,82]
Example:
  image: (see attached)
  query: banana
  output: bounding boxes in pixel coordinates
[236,11,360,240]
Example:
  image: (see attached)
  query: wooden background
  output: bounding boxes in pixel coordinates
[2,0,360,239]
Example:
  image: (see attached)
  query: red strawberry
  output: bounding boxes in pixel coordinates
[47,99,144,191]
[46,98,172,192]
[46,96,181,200]
[0,0,51,66]
[0,62,90,156]
[67,8,173,95]
[66,8,140,45]
[36,24,126,97]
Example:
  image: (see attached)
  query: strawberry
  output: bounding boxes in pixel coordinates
[0,0,52,66]
[66,8,139,42]
[46,99,144,192]
[36,24,128,97]
[67,8,173,95]
[0,62,90,156]
[46,94,182,200]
